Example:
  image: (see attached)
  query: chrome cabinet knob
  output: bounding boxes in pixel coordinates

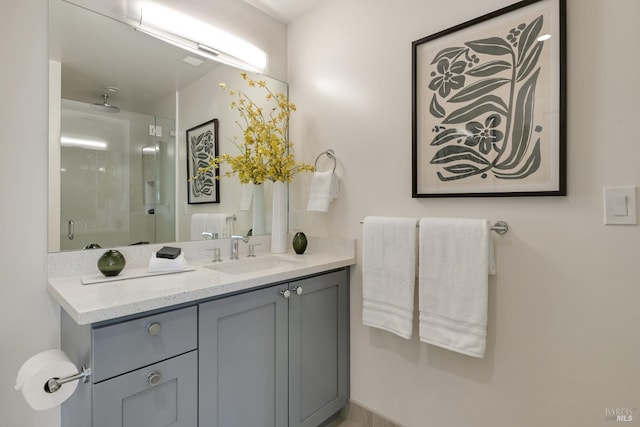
[294,286,303,295]
[147,371,161,386]
[147,322,161,336]
[280,289,291,299]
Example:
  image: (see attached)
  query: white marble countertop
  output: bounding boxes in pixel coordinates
[47,237,356,325]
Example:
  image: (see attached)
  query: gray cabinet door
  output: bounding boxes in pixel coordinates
[289,269,350,427]
[92,350,197,427]
[199,284,289,427]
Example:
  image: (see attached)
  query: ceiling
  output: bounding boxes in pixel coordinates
[241,0,326,23]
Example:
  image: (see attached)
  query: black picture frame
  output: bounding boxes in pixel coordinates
[186,118,220,204]
[412,0,566,197]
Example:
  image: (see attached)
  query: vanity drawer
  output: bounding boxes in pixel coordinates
[92,306,197,383]
[93,350,197,427]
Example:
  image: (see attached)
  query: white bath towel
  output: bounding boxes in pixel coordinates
[362,216,417,339]
[190,213,230,240]
[307,171,339,212]
[418,218,494,358]
[240,183,253,211]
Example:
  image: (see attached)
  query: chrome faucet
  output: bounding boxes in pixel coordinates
[202,231,218,240]
[230,235,249,260]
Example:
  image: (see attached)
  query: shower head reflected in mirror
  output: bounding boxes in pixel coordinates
[91,93,120,113]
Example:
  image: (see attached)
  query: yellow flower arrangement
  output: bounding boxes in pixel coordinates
[207,72,314,184]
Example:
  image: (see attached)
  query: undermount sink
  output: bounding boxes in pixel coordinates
[205,255,303,275]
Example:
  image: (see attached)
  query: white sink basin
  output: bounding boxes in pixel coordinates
[205,255,303,275]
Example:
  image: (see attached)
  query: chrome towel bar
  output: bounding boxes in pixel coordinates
[359,219,509,235]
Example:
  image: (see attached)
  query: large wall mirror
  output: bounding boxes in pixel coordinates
[48,0,285,252]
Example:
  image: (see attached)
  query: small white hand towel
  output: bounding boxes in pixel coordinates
[240,183,253,211]
[307,171,338,212]
[362,216,417,339]
[148,253,188,273]
[418,218,494,358]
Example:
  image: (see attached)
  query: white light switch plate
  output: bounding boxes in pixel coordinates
[604,186,637,225]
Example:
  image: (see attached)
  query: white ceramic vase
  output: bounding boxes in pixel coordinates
[270,181,288,253]
[252,183,266,236]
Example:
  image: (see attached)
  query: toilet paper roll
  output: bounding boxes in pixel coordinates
[15,349,79,411]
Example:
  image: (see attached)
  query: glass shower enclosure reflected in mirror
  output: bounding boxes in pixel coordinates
[58,99,175,251]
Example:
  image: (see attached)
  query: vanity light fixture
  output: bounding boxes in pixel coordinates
[134,2,268,73]
[60,136,108,151]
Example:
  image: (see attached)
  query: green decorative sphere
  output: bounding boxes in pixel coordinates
[97,250,126,277]
[292,232,308,254]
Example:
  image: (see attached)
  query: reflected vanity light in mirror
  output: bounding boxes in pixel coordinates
[60,136,108,151]
[133,2,268,73]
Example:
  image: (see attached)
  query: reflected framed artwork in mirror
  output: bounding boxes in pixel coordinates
[412,0,566,197]
[187,118,220,204]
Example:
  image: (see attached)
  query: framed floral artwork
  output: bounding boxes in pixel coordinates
[412,0,566,197]
[187,118,220,204]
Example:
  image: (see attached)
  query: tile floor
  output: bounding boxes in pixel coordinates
[325,417,361,427]
[322,401,403,427]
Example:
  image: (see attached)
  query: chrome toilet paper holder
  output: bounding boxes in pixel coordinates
[45,366,91,394]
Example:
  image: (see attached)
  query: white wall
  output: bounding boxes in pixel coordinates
[0,1,60,426]
[288,0,640,426]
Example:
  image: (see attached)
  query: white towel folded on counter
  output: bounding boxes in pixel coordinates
[148,253,189,273]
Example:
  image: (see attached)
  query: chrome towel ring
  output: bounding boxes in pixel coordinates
[314,149,337,173]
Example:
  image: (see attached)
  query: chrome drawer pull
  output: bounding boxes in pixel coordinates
[147,371,161,386]
[147,322,161,336]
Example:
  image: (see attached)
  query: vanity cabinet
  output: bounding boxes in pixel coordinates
[198,269,350,427]
[61,268,349,427]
